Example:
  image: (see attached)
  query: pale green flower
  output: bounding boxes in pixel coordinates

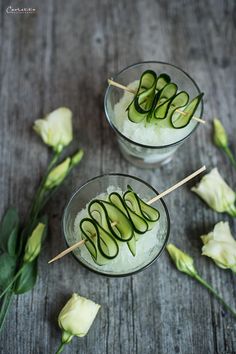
[33,107,73,152]
[191,168,236,216]
[45,158,71,189]
[57,293,100,350]
[166,244,197,276]
[213,118,228,149]
[201,221,236,272]
[24,223,46,263]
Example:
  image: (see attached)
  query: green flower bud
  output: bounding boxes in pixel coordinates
[24,223,45,263]
[201,222,236,273]
[213,118,228,149]
[45,158,71,189]
[70,149,84,167]
[166,243,197,277]
[58,293,100,339]
[33,107,73,152]
[191,168,236,216]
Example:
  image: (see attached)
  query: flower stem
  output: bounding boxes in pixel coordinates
[0,266,25,299]
[0,291,14,331]
[224,146,236,170]
[55,342,65,354]
[194,274,236,318]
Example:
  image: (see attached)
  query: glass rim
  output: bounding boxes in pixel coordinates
[104,60,204,149]
[62,173,170,277]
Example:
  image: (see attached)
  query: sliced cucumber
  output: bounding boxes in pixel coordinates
[154,83,178,120]
[127,70,157,123]
[126,70,203,129]
[171,93,204,128]
[80,218,119,265]
[79,187,160,263]
[156,73,171,90]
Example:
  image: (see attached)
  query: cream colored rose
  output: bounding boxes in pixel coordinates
[33,107,73,152]
[201,222,236,272]
[58,293,100,340]
[191,168,236,216]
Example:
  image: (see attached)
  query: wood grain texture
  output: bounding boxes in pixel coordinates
[0,0,236,353]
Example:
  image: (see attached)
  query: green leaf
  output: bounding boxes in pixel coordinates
[0,253,18,290]
[14,261,38,294]
[0,207,20,256]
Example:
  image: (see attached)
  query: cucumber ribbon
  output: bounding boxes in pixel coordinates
[79,188,160,265]
[127,70,203,128]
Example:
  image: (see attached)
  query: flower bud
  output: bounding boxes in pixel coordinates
[33,107,73,152]
[70,149,84,167]
[201,221,236,273]
[191,168,236,216]
[213,118,228,149]
[23,223,45,263]
[45,158,71,189]
[58,293,100,340]
[166,243,197,277]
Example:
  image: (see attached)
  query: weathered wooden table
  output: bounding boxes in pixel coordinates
[0,0,235,353]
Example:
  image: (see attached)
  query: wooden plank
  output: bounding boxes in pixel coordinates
[0,0,235,353]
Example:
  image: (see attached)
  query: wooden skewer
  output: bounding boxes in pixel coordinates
[107,79,206,124]
[48,166,206,264]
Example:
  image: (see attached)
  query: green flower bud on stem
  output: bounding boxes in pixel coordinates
[166,243,236,318]
[166,243,197,277]
[23,223,46,263]
[213,118,236,170]
[213,118,228,149]
[70,149,84,167]
[45,158,71,190]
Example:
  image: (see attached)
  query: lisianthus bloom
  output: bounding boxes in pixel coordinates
[166,244,197,277]
[58,293,100,346]
[191,168,236,216]
[33,107,73,152]
[201,221,236,273]
[23,223,46,263]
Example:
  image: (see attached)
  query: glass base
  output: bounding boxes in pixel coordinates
[119,147,174,168]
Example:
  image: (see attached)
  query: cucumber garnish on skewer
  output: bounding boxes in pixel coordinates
[127,70,204,128]
[79,187,160,264]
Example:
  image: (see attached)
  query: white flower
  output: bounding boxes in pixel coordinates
[45,158,71,189]
[23,223,46,263]
[201,221,236,272]
[33,107,73,152]
[58,293,100,341]
[191,168,236,216]
[166,243,197,277]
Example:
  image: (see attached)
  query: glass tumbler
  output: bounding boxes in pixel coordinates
[63,174,170,277]
[104,61,203,168]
